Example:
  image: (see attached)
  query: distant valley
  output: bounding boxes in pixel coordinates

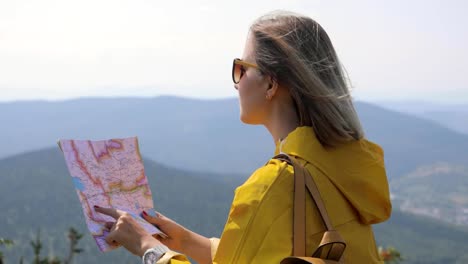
[1,96,468,263]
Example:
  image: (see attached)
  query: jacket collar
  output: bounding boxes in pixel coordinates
[274,126,322,162]
[272,126,391,225]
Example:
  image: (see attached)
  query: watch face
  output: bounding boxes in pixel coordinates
[144,251,159,264]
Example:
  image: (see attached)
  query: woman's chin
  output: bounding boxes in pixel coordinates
[240,113,251,124]
[240,113,261,125]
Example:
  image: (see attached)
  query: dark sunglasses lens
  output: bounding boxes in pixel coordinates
[232,61,241,84]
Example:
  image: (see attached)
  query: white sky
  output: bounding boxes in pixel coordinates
[0,0,467,103]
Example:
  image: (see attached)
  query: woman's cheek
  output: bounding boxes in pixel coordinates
[237,85,248,122]
[239,89,257,124]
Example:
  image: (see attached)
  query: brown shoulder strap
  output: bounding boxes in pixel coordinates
[290,154,306,256]
[273,154,346,261]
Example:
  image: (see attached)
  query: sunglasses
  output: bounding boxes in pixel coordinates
[232,58,259,84]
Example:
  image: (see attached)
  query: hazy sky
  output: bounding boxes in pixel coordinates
[0,0,467,103]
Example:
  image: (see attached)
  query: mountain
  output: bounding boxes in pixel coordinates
[0,97,271,177]
[374,100,468,114]
[419,111,468,135]
[1,97,468,180]
[1,148,468,263]
[376,100,468,135]
[390,162,468,225]
[355,102,468,178]
[0,147,243,263]
[373,210,468,264]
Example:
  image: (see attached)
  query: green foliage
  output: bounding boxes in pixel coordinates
[1,148,468,263]
[1,228,84,264]
[0,148,238,263]
[0,239,14,246]
[0,238,14,264]
[64,228,84,264]
[379,246,403,263]
[391,162,468,226]
[30,230,42,264]
[374,210,468,263]
[29,228,84,264]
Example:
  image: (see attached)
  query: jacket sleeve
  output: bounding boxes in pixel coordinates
[155,238,220,264]
[210,237,221,259]
[155,251,189,264]
[158,161,288,264]
[213,161,293,263]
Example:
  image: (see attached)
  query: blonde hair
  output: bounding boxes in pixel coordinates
[250,11,364,147]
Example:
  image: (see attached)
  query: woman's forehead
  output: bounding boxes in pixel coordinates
[242,34,256,61]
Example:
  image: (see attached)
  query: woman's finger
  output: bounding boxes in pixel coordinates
[142,209,164,224]
[94,206,123,219]
[105,230,120,246]
[104,221,115,231]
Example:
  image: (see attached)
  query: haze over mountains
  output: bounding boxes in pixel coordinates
[1,97,467,178]
[377,100,468,135]
[1,96,467,263]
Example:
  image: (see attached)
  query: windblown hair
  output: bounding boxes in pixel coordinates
[250,11,364,147]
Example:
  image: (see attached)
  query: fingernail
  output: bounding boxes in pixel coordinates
[94,205,100,209]
[142,211,148,216]
[147,209,157,217]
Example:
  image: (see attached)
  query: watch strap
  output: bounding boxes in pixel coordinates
[142,245,169,264]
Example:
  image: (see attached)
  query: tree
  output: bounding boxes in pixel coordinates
[64,228,84,264]
[379,246,404,263]
[30,230,43,264]
[0,238,14,264]
[28,228,84,264]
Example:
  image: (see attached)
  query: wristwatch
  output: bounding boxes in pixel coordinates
[142,245,169,264]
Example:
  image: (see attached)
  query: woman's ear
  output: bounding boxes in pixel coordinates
[266,77,279,100]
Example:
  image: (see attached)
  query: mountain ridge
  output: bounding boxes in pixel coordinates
[1,147,468,263]
[1,96,467,179]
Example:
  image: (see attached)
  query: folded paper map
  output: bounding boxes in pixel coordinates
[58,137,165,252]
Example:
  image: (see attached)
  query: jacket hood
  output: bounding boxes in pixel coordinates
[274,126,392,224]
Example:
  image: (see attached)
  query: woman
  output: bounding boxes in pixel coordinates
[95,11,392,264]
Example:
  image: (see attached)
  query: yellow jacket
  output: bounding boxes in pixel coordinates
[158,126,392,264]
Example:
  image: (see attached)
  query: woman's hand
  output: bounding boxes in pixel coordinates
[141,210,213,264]
[141,210,191,253]
[94,206,164,257]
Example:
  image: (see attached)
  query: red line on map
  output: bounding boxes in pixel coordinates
[88,140,110,163]
[136,169,147,185]
[71,141,110,203]
[79,191,108,224]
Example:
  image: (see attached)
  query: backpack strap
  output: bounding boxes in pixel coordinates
[273,153,346,261]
